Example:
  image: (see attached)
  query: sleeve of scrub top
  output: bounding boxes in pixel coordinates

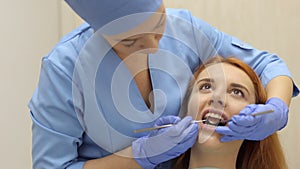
[184,10,299,97]
[29,55,85,168]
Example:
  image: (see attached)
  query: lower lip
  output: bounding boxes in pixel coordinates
[198,122,217,143]
[199,122,216,132]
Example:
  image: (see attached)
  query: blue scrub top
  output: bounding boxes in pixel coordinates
[29,8,299,169]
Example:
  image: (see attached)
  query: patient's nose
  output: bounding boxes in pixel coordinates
[208,95,225,108]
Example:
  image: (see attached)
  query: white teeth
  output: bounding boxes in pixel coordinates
[204,113,224,121]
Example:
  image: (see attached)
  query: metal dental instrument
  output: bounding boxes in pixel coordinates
[133,109,274,133]
[218,109,274,124]
[133,120,206,133]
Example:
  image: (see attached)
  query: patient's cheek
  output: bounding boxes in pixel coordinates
[187,94,201,119]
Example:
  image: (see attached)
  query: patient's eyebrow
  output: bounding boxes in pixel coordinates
[196,78,214,84]
[230,83,250,95]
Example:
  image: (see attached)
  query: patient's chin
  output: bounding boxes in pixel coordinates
[197,123,217,143]
[196,133,243,154]
[195,132,224,151]
[199,132,221,143]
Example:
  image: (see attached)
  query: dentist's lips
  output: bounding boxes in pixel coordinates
[200,109,228,126]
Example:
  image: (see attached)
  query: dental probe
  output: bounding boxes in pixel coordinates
[218,109,274,123]
[133,109,274,133]
[133,120,206,133]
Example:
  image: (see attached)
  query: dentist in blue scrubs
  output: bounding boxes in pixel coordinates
[29,0,299,169]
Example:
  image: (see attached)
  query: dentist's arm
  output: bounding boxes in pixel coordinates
[84,116,199,169]
[265,76,293,106]
[83,147,142,169]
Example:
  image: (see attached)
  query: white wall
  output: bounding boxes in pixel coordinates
[0,0,60,168]
[2,1,299,168]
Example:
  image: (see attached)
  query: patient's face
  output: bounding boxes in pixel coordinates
[187,62,256,146]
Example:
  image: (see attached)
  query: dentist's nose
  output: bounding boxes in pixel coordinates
[139,34,161,53]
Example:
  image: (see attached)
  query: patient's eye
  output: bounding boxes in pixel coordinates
[199,83,212,91]
[230,89,244,97]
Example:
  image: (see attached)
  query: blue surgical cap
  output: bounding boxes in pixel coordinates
[65,0,163,31]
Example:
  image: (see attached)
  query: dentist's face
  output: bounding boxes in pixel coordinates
[187,63,256,145]
[104,3,166,59]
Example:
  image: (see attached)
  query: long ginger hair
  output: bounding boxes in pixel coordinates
[173,56,287,169]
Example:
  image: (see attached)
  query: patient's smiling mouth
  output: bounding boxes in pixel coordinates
[201,109,228,126]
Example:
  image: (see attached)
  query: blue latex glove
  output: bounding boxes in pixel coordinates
[132,116,199,169]
[215,97,289,142]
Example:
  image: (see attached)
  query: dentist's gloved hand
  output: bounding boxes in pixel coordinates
[216,97,289,142]
[132,116,199,169]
